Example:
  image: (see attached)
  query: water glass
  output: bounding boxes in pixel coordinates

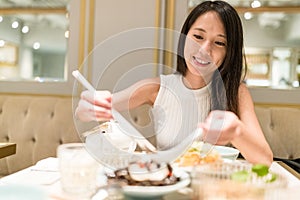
[57,143,100,198]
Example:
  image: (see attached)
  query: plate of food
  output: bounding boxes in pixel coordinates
[174,142,221,168]
[106,160,191,199]
[173,142,240,172]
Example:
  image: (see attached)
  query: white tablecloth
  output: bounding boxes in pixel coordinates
[270,161,300,188]
[0,158,299,200]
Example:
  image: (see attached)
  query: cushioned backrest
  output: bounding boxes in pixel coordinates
[0,95,81,176]
[255,106,300,160]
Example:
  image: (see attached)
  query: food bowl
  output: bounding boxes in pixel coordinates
[199,143,240,161]
[213,145,240,160]
[191,162,287,200]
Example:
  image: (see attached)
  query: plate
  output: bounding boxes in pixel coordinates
[173,145,240,173]
[122,170,190,198]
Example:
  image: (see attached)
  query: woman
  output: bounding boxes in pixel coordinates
[76,1,273,166]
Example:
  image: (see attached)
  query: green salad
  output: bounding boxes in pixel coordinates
[231,164,277,183]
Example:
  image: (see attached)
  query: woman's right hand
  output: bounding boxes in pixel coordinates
[75,90,113,122]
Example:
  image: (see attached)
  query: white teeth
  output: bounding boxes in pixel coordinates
[194,57,210,65]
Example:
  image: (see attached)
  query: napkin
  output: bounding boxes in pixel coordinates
[31,157,59,172]
[1,157,60,185]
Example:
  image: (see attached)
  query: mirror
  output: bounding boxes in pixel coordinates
[188,0,300,88]
[0,0,69,82]
[240,9,300,88]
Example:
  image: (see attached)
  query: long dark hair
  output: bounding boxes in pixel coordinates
[177,0,246,116]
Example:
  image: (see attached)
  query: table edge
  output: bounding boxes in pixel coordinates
[277,161,300,180]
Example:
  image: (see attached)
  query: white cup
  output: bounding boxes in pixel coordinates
[57,143,99,198]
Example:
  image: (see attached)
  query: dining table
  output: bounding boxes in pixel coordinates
[0,157,299,200]
[0,142,16,159]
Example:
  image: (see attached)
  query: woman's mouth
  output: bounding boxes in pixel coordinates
[192,56,211,66]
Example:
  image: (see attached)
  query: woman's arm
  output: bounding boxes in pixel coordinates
[199,84,273,166]
[231,84,273,165]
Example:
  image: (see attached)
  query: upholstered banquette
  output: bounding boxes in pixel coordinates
[254,105,300,161]
[0,94,299,176]
[0,94,81,176]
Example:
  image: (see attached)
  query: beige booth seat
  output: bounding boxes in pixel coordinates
[254,105,300,160]
[0,94,81,176]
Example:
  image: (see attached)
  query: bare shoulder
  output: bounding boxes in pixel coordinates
[238,83,255,110]
[136,77,160,92]
[238,82,250,94]
[238,83,252,100]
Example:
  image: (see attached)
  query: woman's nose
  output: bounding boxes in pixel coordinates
[200,41,212,55]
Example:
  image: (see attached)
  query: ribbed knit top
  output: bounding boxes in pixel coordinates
[151,73,212,150]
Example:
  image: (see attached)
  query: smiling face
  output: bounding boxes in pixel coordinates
[184,11,227,82]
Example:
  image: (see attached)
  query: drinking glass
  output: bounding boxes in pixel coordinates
[57,143,100,199]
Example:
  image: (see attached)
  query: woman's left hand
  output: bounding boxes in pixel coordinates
[198,110,242,145]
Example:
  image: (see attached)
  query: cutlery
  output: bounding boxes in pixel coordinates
[72,70,96,93]
[72,70,157,153]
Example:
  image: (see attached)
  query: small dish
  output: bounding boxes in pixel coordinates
[213,145,240,160]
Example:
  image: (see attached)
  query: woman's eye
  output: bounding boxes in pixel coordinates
[215,41,226,47]
[193,34,203,40]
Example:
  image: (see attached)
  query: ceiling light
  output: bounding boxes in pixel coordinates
[0,40,5,47]
[65,12,69,19]
[244,12,253,20]
[22,25,29,34]
[12,21,19,29]
[33,42,40,50]
[251,0,261,8]
[64,30,69,38]
[0,16,3,23]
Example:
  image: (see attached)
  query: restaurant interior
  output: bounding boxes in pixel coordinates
[0,0,299,199]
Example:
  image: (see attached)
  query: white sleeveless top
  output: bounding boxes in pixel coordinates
[151,74,212,150]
